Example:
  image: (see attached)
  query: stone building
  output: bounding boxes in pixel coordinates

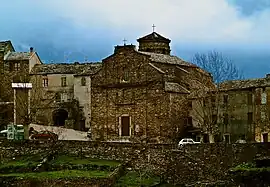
[0,40,102,132]
[30,62,101,130]
[217,74,270,143]
[0,41,42,127]
[91,32,213,142]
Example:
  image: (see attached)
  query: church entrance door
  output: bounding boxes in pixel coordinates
[121,116,130,136]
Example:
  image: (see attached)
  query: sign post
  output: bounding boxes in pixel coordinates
[12,83,32,140]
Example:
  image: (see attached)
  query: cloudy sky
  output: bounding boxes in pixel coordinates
[1,0,269,78]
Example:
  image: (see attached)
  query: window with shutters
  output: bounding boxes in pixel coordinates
[224,114,228,125]
[247,93,253,105]
[61,77,67,87]
[223,95,228,104]
[14,62,20,71]
[247,112,253,124]
[43,77,48,87]
[81,77,86,86]
[55,93,61,102]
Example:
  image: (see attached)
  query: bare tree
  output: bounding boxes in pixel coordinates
[190,51,244,143]
[191,51,244,83]
[0,58,57,139]
[0,73,14,129]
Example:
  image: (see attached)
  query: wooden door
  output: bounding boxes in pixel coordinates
[263,133,268,142]
[121,116,130,136]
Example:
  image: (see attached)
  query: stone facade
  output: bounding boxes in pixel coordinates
[217,75,270,143]
[91,32,213,142]
[0,42,42,128]
[1,140,270,186]
[30,63,101,130]
[0,40,102,132]
[137,32,171,55]
[190,74,270,144]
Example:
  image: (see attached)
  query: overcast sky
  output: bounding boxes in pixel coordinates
[0,0,269,78]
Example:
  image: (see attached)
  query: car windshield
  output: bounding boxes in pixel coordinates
[40,131,49,134]
[16,126,24,131]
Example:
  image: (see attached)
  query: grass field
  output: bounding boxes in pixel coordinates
[0,153,120,180]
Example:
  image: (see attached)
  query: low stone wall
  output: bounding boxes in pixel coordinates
[0,177,113,187]
[167,143,270,185]
[1,140,270,185]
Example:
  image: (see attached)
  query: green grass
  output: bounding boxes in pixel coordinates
[0,170,110,179]
[116,171,160,187]
[230,162,270,172]
[0,160,35,169]
[0,154,42,170]
[0,154,119,180]
[52,155,120,167]
[231,167,270,172]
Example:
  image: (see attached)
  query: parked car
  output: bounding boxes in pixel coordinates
[30,131,58,141]
[0,129,8,138]
[178,138,200,147]
[0,124,24,140]
[235,139,247,143]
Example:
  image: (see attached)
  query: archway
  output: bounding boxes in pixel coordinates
[53,109,68,126]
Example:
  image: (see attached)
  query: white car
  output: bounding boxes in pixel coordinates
[0,129,8,137]
[235,139,246,143]
[178,138,200,147]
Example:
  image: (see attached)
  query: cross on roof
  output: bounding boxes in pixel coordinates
[152,24,156,32]
[123,38,127,45]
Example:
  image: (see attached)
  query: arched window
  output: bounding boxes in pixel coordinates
[81,77,86,86]
[55,93,61,102]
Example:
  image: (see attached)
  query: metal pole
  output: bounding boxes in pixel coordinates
[13,89,16,125]
[0,102,14,105]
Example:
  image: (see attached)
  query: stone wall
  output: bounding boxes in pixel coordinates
[74,75,91,129]
[1,140,270,185]
[91,46,171,142]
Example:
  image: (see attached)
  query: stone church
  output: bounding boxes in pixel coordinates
[91,31,213,142]
[0,31,213,142]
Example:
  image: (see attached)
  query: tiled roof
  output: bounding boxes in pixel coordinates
[137,32,170,42]
[138,51,196,67]
[148,63,165,74]
[74,63,102,76]
[219,78,270,91]
[4,52,31,60]
[31,62,102,75]
[164,82,190,94]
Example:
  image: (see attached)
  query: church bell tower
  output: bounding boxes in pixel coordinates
[137,25,171,55]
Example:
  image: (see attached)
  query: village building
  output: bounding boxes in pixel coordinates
[91,31,214,143]
[217,75,270,143]
[0,40,102,132]
[30,62,101,131]
[0,41,42,128]
[4,32,270,144]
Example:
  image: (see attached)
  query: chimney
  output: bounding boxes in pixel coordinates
[114,44,136,54]
[30,47,34,53]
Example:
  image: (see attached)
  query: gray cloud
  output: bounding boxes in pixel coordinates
[0,0,269,78]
